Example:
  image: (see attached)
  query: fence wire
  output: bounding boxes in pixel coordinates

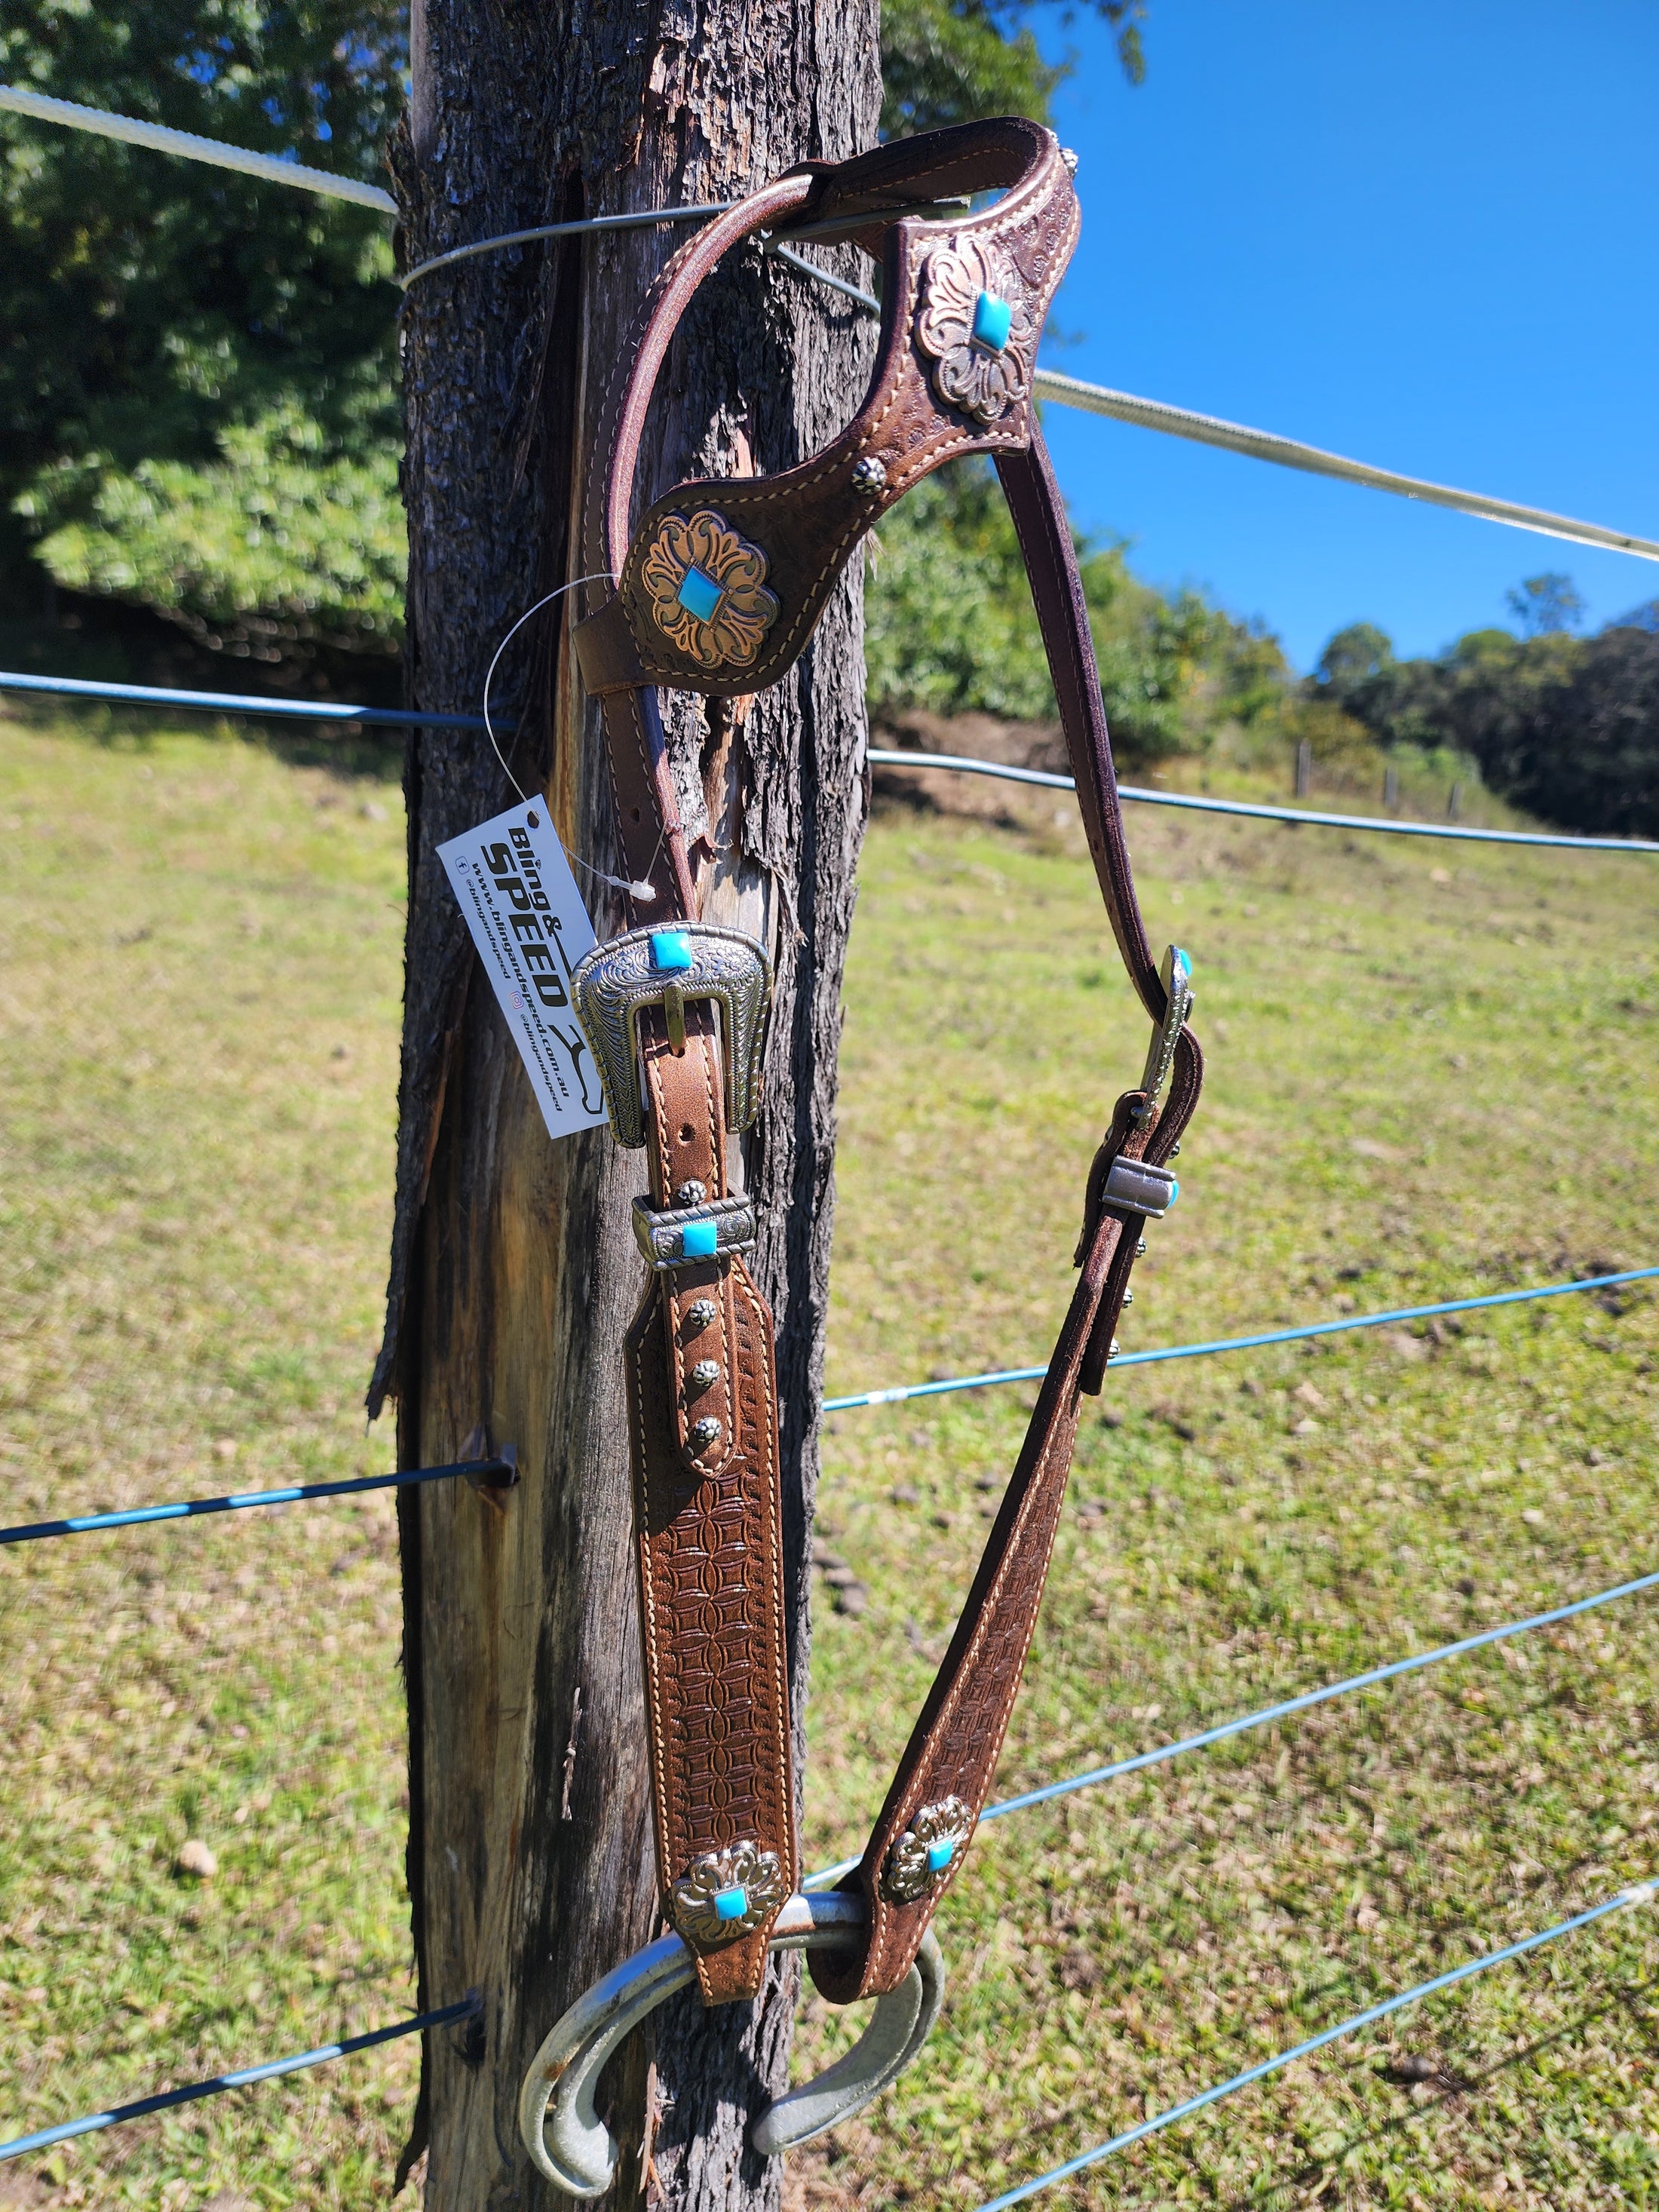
[972,1880,1657,2212]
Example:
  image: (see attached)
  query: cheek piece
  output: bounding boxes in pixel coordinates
[519,115,1204,2188]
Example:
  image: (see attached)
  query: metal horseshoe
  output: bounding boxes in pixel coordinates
[517,1889,946,2195]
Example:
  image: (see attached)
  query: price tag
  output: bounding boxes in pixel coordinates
[437,797,611,1140]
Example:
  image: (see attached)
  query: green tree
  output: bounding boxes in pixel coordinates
[1506,570,1586,637]
[1,0,403,598]
[882,0,1146,135]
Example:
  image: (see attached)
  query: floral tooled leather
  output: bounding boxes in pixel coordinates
[639,509,779,671]
[914,235,1038,425]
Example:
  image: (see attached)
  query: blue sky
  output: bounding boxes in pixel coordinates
[1035,0,1659,669]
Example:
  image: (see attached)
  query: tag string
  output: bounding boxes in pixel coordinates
[482,575,661,904]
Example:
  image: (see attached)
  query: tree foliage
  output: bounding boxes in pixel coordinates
[866,460,1286,762]
[6,0,1171,693]
[1,0,403,588]
[882,0,1145,136]
[1311,601,1659,838]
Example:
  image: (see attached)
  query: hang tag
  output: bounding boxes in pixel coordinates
[437,797,611,1140]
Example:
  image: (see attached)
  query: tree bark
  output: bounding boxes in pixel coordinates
[384,5,879,2207]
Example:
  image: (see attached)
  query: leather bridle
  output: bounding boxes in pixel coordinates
[559,109,1202,2042]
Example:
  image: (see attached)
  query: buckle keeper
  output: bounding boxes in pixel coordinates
[1101,1156,1179,1219]
[633,1193,757,1272]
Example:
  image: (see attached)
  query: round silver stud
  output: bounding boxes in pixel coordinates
[1121,1290,1133,1305]
[689,1415,722,1452]
[673,1179,708,1207]
[1060,147,1079,175]
[684,1297,719,1333]
[851,456,887,495]
[687,1359,720,1394]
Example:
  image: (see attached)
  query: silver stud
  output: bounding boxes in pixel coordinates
[1060,148,1079,175]
[1169,1143,1181,1158]
[673,1179,707,1207]
[1106,1338,1121,1363]
[851,456,887,495]
[684,1297,718,1333]
[689,1415,722,1451]
[1122,1290,1133,1305]
[687,1359,720,1394]
[1136,1239,1148,1257]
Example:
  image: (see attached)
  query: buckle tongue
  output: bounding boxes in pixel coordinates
[1136,944,1194,1120]
[572,924,771,1149]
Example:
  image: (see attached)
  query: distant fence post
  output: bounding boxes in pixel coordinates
[1295,737,1313,796]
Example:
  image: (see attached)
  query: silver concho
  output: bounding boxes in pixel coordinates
[879,1796,974,1904]
[670,1841,787,1946]
[571,925,771,1150]
[914,238,1037,427]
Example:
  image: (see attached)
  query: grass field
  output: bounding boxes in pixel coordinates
[2,716,1657,2210]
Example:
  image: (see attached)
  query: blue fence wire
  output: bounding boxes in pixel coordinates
[0,1996,480,2166]
[6,1272,1648,1550]
[0,668,488,731]
[806,1561,1659,1886]
[0,1456,514,1550]
[971,1879,1657,2212]
[822,1266,1658,1413]
[11,672,1659,851]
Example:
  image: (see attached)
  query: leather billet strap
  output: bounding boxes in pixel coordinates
[624,1005,798,2006]
[572,115,1203,2008]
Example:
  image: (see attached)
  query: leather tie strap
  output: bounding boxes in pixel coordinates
[569,114,1204,2009]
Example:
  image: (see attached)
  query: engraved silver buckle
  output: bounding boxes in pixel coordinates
[1136,943,1194,1120]
[631,1192,757,1271]
[571,924,771,1149]
[1102,1155,1179,1219]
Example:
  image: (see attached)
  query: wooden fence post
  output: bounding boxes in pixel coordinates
[381,5,879,2203]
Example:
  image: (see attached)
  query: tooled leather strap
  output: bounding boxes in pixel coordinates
[624,1004,798,2005]
[573,116,1203,2008]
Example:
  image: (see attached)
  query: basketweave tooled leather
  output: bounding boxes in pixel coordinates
[625,1004,797,2005]
[572,115,1204,2011]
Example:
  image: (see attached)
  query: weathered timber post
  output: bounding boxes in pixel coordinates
[379,2,879,2205]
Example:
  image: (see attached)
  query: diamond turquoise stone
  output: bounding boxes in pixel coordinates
[713,1884,749,1922]
[680,1220,719,1260]
[676,565,725,623]
[649,930,694,972]
[971,290,1013,353]
[926,1839,956,1873]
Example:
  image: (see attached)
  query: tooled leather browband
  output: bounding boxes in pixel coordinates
[570,115,1202,2010]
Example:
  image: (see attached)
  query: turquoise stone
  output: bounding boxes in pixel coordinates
[713,1884,749,1922]
[926,1838,956,1873]
[650,930,694,972]
[1167,1180,1179,1206]
[676,566,725,623]
[681,1220,719,1259]
[971,290,1013,353]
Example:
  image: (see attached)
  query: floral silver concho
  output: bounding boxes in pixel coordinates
[670,1840,787,1947]
[879,1795,974,1904]
[914,240,1036,426]
[640,509,780,672]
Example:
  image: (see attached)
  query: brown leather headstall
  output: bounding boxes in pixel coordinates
[568,115,1203,2012]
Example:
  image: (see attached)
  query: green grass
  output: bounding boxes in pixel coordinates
[2,719,1658,2210]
